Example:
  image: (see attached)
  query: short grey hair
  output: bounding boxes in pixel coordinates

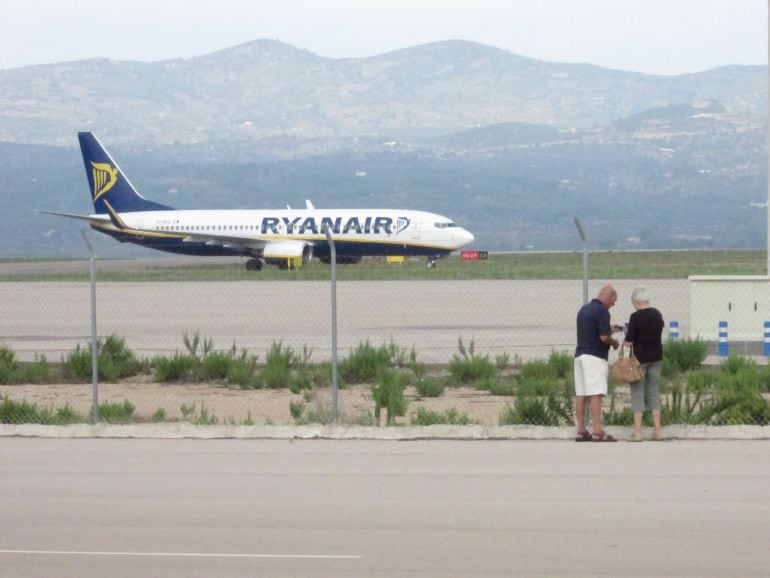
[631,287,650,304]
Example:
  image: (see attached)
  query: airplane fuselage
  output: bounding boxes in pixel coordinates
[90,208,473,260]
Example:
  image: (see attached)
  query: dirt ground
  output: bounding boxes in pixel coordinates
[1,377,526,426]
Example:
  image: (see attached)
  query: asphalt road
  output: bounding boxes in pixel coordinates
[1,438,768,577]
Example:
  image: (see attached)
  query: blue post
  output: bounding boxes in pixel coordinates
[668,320,679,341]
[718,321,728,357]
[764,321,770,357]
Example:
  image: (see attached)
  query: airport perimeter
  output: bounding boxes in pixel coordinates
[2,257,770,431]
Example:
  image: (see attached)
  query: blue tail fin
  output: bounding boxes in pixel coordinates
[78,132,173,214]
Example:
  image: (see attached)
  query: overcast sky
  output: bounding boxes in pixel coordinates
[1,0,766,75]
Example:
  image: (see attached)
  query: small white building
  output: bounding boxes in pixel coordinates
[689,275,770,341]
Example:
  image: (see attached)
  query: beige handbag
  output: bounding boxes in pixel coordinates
[610,344,644,383]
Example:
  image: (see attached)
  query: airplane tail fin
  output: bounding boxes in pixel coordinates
[78,132,173,214]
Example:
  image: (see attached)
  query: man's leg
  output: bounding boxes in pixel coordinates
[590,394,603,435]
[576,395,586,433]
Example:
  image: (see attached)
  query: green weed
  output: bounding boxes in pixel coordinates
[411,407,475,425]
[448,338,496,383]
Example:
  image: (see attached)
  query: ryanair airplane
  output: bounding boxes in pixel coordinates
[43,133,475,270]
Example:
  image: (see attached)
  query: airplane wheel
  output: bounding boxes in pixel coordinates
[426,260,436,269]
[245,259,262,271]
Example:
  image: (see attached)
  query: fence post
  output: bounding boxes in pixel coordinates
[668,320,679,341]
[324,226,339,424]
[718,321,728,357]
[764,321,770,357]
[80,230,99,424]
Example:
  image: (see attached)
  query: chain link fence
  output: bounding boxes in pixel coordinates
[1,257,769,429]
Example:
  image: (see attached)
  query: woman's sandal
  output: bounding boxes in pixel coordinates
[575,430,592,442]
[591,431,617,442]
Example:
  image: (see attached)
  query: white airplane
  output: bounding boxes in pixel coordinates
[42,133,475,270]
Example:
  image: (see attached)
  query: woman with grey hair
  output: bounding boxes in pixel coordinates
[623,287,665,441]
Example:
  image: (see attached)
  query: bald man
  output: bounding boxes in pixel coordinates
[574,284,621,442]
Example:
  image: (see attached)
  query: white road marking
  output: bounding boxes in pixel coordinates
[0,549,361,560]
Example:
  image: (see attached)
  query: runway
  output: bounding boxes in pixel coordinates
[1,438,768,577]
[1,278,690,362]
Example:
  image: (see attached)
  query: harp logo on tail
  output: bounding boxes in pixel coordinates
[90,162,119,201]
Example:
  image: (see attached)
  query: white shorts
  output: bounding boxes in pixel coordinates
[573,354,608,397]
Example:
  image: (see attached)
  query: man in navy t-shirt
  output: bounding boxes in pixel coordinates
[574,284,620,442]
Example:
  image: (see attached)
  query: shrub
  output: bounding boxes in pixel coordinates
[200,351,234,380]
[700,387,770,425]
[414,376,447,398]
[0,398,83,425]
[664,338,707,373]
[0,397,39,423]
[547,350,573,379]
[499,399,551,425]
[62,344,93,381]
[227,351,259,388]
[340,340,392,383]
[499,395,571,426]
[289,369,314,394]
[0,345,17,383]
[411,407,474,425]
[261,342,294,388]
[63,335,143,382]
[517,377,559,398]
[487,377,516,396]
[759,365,770,392]
[372,370,408,425]
[98,400,135,424]
[14,355,50,384]
[0,347,50,384]
[289,400,305,422]
[720,355,757,376]
[476,375,516,396]
[448,338,496,383]
[153,352,195,381]
[518,359,557,381]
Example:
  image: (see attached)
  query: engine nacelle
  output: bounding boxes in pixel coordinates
[262,240,313,265]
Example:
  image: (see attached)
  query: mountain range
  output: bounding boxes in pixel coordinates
[0,39,766,257]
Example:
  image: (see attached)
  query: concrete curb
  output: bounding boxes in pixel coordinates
[1,424,768,440]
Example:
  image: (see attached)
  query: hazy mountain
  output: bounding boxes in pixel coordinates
[0,39,765,145]
[0,39,766,257]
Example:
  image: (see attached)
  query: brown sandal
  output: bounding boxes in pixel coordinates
[591,431,617,442]
[575,430,592,442]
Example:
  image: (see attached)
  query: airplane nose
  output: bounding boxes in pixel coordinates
[457,228,474,245]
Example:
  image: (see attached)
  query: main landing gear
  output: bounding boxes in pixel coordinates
[245,258,262,271]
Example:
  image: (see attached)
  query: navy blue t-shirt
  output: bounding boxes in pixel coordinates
[575,298,612,360]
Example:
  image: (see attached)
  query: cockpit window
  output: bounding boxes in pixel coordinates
[434,222,457,229]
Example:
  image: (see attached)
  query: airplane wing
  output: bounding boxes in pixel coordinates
[36,210,110,225]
